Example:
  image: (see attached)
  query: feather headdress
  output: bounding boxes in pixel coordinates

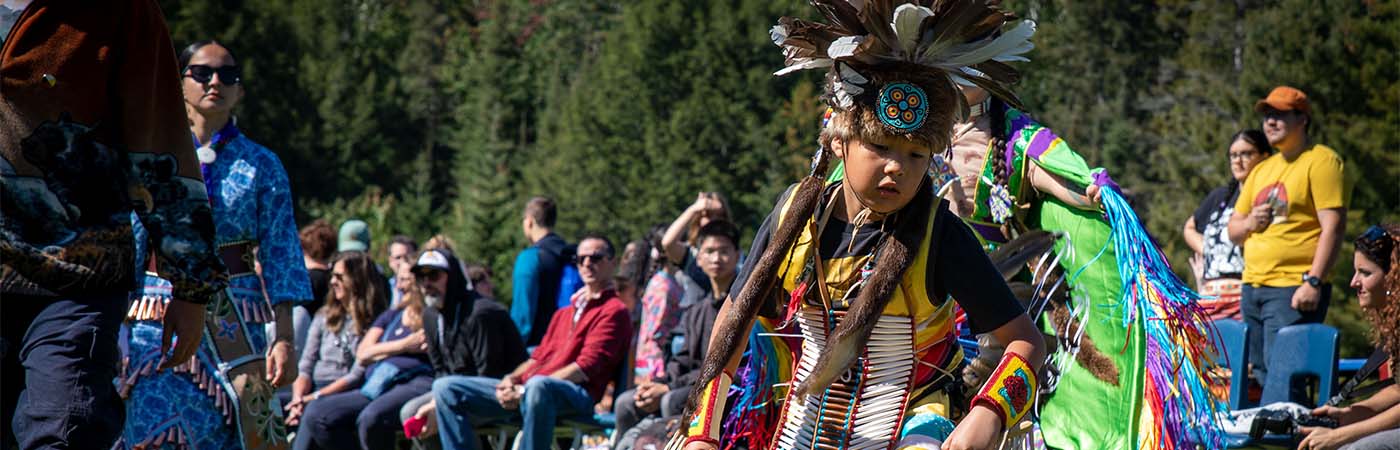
[771,0,1034,148]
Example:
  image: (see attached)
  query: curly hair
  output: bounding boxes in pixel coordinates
[1355,224,1400,376]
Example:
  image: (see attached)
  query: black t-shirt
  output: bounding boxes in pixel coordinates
[1192,183,1245,280]
[306,268,330,315]
[730,185,1024,335]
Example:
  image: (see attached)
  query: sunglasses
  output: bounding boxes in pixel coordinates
[573,253,612,264]
[1360,225,1390,243]
[185,64,242,85]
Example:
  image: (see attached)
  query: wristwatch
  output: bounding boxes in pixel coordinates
[1302,274,1323,287]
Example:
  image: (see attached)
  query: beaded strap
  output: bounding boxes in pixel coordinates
[971,352,1037,428]
[686,371,733,444]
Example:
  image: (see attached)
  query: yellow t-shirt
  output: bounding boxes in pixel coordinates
[1235,143,1348,286]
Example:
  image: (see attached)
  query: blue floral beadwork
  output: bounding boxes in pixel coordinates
[877,82,928,131]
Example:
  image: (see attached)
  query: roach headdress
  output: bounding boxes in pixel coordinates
[772,0,1033,149]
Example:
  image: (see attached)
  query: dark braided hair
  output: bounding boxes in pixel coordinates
[682,109,940,414]
[989,98,1011,191]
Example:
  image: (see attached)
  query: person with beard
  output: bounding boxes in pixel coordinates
[1296,225,1400,450]
[431,235,632,450]
[400,249,527,447]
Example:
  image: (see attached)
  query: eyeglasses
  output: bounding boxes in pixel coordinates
[573,253,612,264]
[1228,150,1259,161]
[184,64,242,85]
[1262,110,1298,121]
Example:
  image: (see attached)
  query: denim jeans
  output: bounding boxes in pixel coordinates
[2,293,126,450]
[433,375,593,450]
[1241,283,1331,385]
[294,375,432,450]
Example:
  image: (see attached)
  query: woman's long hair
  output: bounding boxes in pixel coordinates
[398,282,427,332]
[684,110,938,414]
[322,251,386,335]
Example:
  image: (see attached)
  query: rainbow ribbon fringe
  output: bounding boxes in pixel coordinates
[1101,187,1227,449]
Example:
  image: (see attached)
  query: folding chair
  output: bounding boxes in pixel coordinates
[1260,324,1338,407]
[1212,319,1249,410]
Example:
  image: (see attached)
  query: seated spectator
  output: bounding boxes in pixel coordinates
[1183,130,1271,320]
[387,235,419,307]
[395,263,418,306]
[614,221,740,446]
[282,251,386,430]
[1298,224,1400,450]
[464,262,497,300]
[632,225,684,382]
[398,249,527,447]
[432,235,633,450]
[294,269,434,450]
[616,239,650,317]
[662,191,732,308]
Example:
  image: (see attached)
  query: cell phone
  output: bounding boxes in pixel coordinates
[403,416,426,439]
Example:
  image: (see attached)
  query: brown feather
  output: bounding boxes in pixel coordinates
[857,0,902,63]
[812,0,868,34]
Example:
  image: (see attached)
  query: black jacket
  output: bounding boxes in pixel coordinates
[665,292,722,390]
[423,250,527,378]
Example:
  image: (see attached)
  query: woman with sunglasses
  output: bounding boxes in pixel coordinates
[281,251,386,431]
[1183,130,1272,320]
[119,40,312,449]
[1298,224,1400,450]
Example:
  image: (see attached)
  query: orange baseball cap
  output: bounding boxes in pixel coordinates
[1254,86,1311,115]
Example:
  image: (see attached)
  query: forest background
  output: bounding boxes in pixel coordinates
[158,0,1397,356]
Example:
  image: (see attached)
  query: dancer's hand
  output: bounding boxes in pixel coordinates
[1085,184,1103,207]
[160,299,206,369]
[266,339,295,386]
[942,405,1004,450]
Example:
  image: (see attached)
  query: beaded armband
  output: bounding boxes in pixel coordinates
[684,371,732,446]
[971,352,1037,428]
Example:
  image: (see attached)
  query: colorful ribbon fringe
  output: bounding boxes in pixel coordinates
[1100,187,1227,449]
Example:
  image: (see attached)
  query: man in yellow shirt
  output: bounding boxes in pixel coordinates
[1228,86,1348,390]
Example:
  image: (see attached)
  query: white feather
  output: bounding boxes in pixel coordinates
[891,4,934,56]
[928,20,1036,69]
[774,58,833,76]
[770,24,788,47]
[826,35,865,59]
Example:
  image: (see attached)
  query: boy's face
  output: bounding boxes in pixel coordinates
[696,235,738,280]
[834,134,930,214]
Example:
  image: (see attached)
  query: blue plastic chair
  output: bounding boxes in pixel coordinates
[1260,324,1338,407]
[1212,319,1249,410]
